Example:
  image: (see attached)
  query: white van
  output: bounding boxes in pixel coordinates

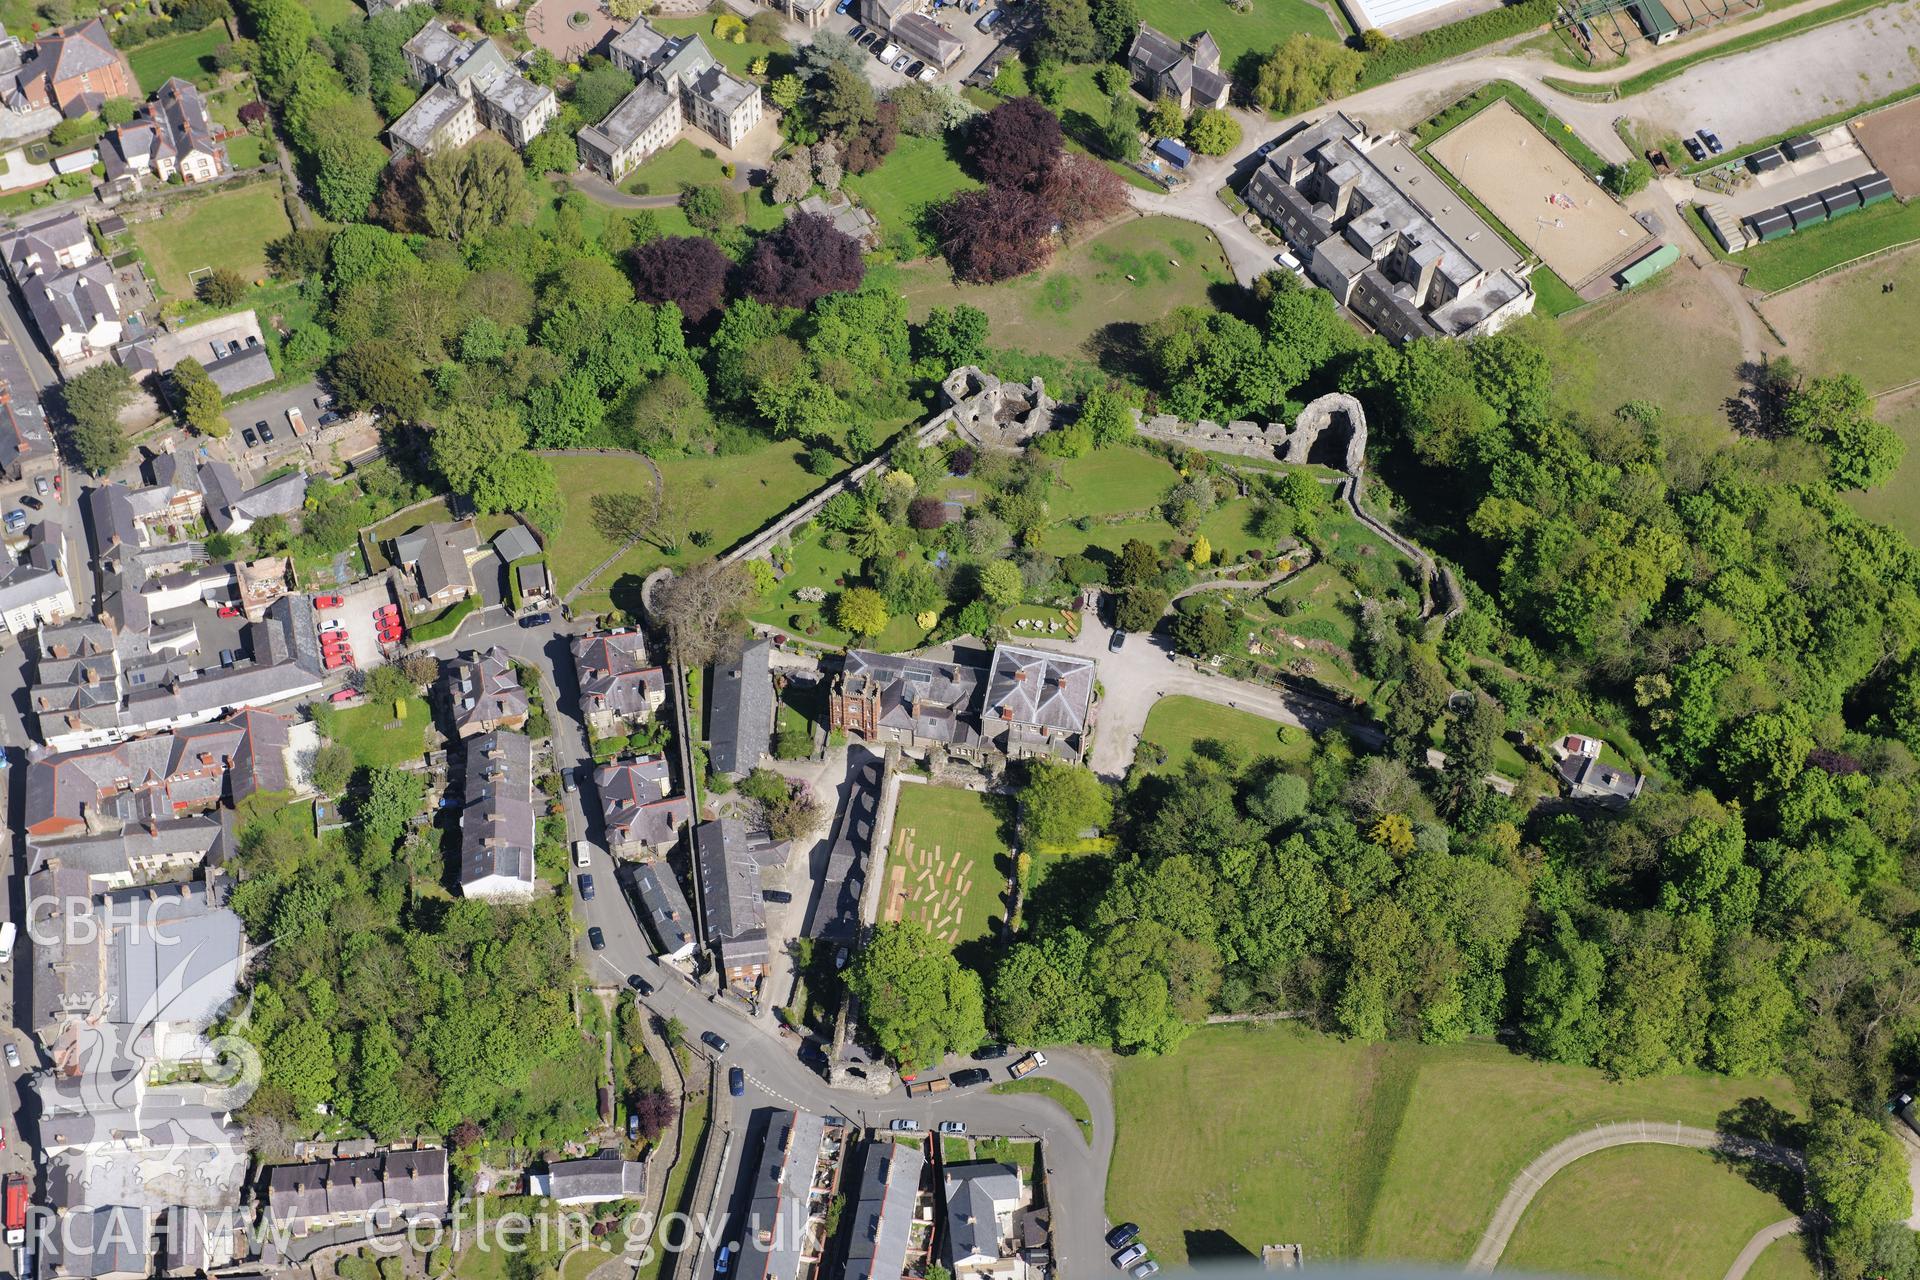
[573,841,592,869]
[0,921,16,964]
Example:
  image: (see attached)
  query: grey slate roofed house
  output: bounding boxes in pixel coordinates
[393,18,555,155]
[982,644,1095,761]
[828,650,986,757]
[535,1150,646,1205]
[101,76,226,188]
[0,380,57,482]
[1,210,93,281]
[576,81,681,182]
[595,754,689,857]
[844,1139,924,1280]
[632,861,697,959]
[459,730,537,899]
[708,638,773,776]
[0,518,75,634]
[1126,22,1230,110]
[742,1110,830,1280]
[395,520,479,607]
[265,1149,450,1233]
[1558,751,1644,807]
[202,465,307,535]
[890,12,964,67]
[696,817,769,980]
[46,1205,152,1280]
[805,758,877,942]
[571,629,664,736]
[942,1163,1023,1274]
[446,645,529,738]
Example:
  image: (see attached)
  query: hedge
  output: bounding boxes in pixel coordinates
[406,595,478,643]
[1357,0,1554,88]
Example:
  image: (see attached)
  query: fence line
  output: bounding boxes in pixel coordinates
[1760,231,1920,300]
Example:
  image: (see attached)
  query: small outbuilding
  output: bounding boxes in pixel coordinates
[1745,147,1784,174]
[1780,133,1822,161]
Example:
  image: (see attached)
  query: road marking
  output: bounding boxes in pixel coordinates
[744,1073,807,1111]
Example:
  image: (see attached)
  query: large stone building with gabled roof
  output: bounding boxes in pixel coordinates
[1126,23,1230,111]
[581,18,761,180]
[827,643,1096,763]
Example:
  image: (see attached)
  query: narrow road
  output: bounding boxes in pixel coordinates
[1723,1217,1804,1280]
[1466,1121,1806,1272]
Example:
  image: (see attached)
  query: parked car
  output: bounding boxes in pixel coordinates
[729,1066,746,1097]
[937,1120,966,1135]
[329,688,360,703]
[324,653,352,670]
[903,57,923,74]
[916,64,937,82]
[1106,1224,1140,1250]
[857,29,879,47]
[889,1118,921,1132]
[3,1044,19,1070]
[1131,1263,1159,1279]
[218,648,237,667]
[2,509,23,531]
[19,494,39,510]
[318,411,342,427]
[587,926,606,950]
[1683,136,1706,162]
[878,41,901,61]
[628,1111,640,1141]
[848,20,865,37]
[1108,630,1126,653]
[33,475,49,495]
[628,974,654,996]
[762,888,793,904]
[378,627,404,644]
[1698,127,1724,154]
[951,1068,991,1087]
[565,767,580,794]
[577,874,595,900]
[701,1031,730,1054]
[975,7,1001,29]
[241,426,259,448]
[1113,1245,1147,1269]
[714,1244,735,1278]
[520,611,552,629]
[313,594,344,608]
[217,606,240,618]
[972,1044,1008,1060]
[258,421,274,443]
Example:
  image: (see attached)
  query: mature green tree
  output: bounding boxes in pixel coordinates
[59,363,135,473]
[171,357,229,438]
[354,766,427,864]
[835,586,890,637]
[416,137,533,241]
[570,60,638,123]
[1185,107,1241,156]
[846,922,987,1069]
[1032,0,1098,61]
[991,932,1100,1044]
[1439,691,1503,816]
[974,559,1024,605]
[1088,0,1138,58]
[1252,34,1364,113]
[1807,1106,1912,1269]
[915,304,990,370]
[1783,372,1903,490]
[1602,157,1653,196]
[311,743,355,797]
[1020,759,1111,845]
[1170,603,1234,659]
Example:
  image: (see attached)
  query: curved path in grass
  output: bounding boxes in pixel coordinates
[1722,1217,1805,1280]
[1466,1121,1805,1272]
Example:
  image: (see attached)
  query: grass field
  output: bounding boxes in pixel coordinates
[306,0,364,32]
[652,15,786,80]
[1762,239,1920,392]
[1841,387,1920,538]
[1720,196,1920,293]
[550,444,818,616]
[1051,448,1180,519]
[131,181,292,298]
[1745,1235,1823,1280]
[1132,0,1339,71]
[1503,1145,1799,1280]
[887,784,1011,946]
[1109,1023,1800,1267]
[327,695,432,769]
[990,1077,1094,1141]
[843,133,979,257]
[895,217,1233,364]
[621,139,732,197]
[226,134,268,169]
[1140,695,1311,771]
[1566,258,1743,423]
[129,25,226,92]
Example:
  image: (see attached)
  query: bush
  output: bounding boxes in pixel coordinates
[406,596,478,643]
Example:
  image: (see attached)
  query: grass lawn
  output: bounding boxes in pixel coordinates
[990,1077,1094,1141]
[1503,1145,1799,1280]
[633,1090,711,1280]
[621,138,732,197]
[1745,1235,1823,1280]
[1110,1023,1800,1267]
[894,216,1233,364]
[1566,258,1743,424]
[1531,265,1585,317]
[751,530,860,646]
[1842,387,1920,539]
[129,25,227,92]
[130,181,292,298]
[327,695,433,769]
[1761,239,1920,392]
[225,134,268,169]
[306,0,365,32]
[1051,447,1179,519]
[887,784,1012,946]
[1133,0,1340,73]
[842,133,979,257]
[557,445,820,617]
[1140,694,1311,771]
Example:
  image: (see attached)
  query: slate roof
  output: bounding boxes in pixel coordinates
[805,757,877,942]
[265,1149,450,1228]
[459,730,536,894]
[492,523,540,563]
[839,650,984,748]
[982,645,1094,735]
[743,1110,828,1280]
[572,629,664,724]
[542,1150,646,1203]
[596,755,689,849]
[205,467,307,533]
[24,259,120,354]
[46,1205,153,1279]
[578,81,678,155]
[447,645,529,734]
[0,382,54,476]
[890,12,963,65]
[609,17,671,72]
[708,638,772,774]
[0,519,68,616]
[696,818,768,971]
[633,860,697,958]
[397,520,478,600]
[389,81,471,152]
[844,1140,924,1280]
[943,1163,1021,1268]
[0,210,90,281]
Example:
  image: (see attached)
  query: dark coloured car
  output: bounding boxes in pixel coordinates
[762,888,794,904]
[729,1065,746,1096]
[519,611,552,629]
[702,1030,730,1054]
[258,421,274,443]
[1106,1224,1139,1250]
[20,493,40,510]
[972,1044,1009,1060]
[848,20,865,37]
[1683,136,1706,162]
[241,426,259,448]
[587,925,606,950]
[1698,127,1724,154]
[628,973,654,996]
[799,1041,828,1069]
[952,1067,991,1087]
[318,411,342,426]
[577,873,595,900]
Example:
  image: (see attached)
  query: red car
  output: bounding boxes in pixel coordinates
[378,627,403,644]
[329,688,361,703]
[216,606,240,618]
[323,652,353,670]
[313,593,344,609]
